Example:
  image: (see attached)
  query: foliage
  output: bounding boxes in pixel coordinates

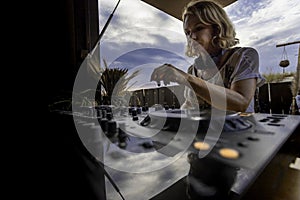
[262,72,295,83]
[48,89,99,112]
[48,56,139,111]
[99,68,128,98]
[98,59,139,105]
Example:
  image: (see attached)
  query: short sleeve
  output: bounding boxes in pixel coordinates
[230,47,265,87]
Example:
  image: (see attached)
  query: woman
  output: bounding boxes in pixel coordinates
[151,0,265,112]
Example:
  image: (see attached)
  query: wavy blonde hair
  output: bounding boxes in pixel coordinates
[182,0,239,57]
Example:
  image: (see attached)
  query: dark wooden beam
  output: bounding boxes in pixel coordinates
[141,0,237,21]
[276,41,300,47]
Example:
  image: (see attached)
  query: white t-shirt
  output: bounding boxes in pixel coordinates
[181,47,265,112]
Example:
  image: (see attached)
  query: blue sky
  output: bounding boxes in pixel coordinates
[98,0,300,78]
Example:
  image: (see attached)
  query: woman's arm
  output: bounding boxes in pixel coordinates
[187,74,257,112]
[151,63,257,112]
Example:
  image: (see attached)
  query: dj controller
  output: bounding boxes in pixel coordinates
[67,105,300,200]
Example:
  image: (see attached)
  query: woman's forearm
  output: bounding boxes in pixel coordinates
[187,75,251,112]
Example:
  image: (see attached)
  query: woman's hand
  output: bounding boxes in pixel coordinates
[150,63,189,86]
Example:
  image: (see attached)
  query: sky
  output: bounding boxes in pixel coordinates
[97,0,300,83]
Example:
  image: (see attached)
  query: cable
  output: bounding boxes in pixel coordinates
[91,0,121,51]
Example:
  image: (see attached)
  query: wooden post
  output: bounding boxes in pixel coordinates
[293,44,300,114]
[276,41,300,114]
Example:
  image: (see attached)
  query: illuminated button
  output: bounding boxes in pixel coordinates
[239,112,253,117]
[219,148,239,159]
[193,141,210,150]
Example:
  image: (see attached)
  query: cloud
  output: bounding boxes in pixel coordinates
[226,0,299,45]
[99,0,300,74]
[99,0,184,42]
[99,26,193,71]
[225,0,300,73]
[99,47,192,90]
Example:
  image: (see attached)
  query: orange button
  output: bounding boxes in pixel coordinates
[193,141,210,150]
[219,148,239,159]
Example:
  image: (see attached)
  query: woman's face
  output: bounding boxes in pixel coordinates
[183,14,216,54]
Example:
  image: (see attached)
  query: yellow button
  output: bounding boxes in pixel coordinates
[193,141,210,150]
[219,148,239,159]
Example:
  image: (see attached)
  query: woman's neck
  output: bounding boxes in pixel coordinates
[209,49,223,66]
[209,48,222,58]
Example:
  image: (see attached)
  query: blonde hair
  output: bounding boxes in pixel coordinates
[182,0,239,56]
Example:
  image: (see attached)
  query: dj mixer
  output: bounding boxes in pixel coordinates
[69,105,300,200]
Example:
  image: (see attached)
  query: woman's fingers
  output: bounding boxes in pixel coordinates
[150,63,181,86]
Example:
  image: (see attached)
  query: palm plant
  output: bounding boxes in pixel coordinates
[98,59,139,105]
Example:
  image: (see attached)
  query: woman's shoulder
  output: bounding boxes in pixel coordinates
[228,46,256,52]
[234,46,258,55]
[222,46,257,62]
[228,47,259,62]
